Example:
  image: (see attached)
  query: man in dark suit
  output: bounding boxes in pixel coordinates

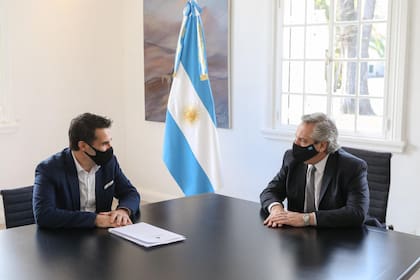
[33,113,140,228]
[260,112,369,228]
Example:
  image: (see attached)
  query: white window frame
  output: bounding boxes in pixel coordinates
[0,4,18,134]
[262,0,408,153]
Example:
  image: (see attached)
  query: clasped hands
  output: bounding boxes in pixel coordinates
[263,205,308,228]
[95,208,132,228]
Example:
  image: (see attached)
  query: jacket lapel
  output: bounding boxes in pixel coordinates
[64,149,81,210]
[95,168,104,211]
[319,151,338,204]
[293,162,308,210]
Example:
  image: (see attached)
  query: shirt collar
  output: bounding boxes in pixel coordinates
[311,153,330,174]
[71,151,100,174]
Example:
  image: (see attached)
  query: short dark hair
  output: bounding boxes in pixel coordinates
[68,113,112,151]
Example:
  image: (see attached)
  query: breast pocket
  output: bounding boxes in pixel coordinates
[103,180,114,190]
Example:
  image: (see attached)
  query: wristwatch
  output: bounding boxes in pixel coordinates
[303,213,310,226]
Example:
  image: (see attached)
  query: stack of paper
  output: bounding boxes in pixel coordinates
[108,222,186,248]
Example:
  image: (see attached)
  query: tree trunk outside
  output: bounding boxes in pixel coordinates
[359,0,376,115]
[338,0,376,115]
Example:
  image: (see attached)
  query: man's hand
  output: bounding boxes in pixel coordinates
[109,208,132,227]
[95,209,132,228]
[264,209,314,228]
[263,204,285,228]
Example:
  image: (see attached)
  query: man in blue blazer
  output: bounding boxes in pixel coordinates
[260,112,369,228]
[33,113,140,228]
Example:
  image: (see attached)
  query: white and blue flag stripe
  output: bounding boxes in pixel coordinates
[163,0,222,196]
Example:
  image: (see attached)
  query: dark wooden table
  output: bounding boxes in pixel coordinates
[0,193,419,280]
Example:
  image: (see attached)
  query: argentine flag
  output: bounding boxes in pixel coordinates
[163,0,222,196]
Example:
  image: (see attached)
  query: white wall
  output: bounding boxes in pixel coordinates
[0,0,419,234]
[0,0,127,217]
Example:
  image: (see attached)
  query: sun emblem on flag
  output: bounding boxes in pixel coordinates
[184,106,199,124]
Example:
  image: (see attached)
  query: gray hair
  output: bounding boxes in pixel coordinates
[301,112,340,153]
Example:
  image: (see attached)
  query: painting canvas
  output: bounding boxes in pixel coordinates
[144,0,230,128]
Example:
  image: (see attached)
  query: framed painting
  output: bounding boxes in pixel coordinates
[144,0,230,128]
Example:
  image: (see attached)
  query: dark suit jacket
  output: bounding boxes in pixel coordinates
[33,148,140,228]
[260,148,369,227]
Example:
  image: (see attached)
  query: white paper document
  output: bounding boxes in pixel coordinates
[108,222,186,248]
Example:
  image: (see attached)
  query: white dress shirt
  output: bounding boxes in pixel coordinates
[72,151,100,212]
[307,154,329,210]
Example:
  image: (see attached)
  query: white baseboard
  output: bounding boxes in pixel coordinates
[140,189,181,203]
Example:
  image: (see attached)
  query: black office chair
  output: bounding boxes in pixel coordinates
[342,147,392,229]
[0,186,35,229]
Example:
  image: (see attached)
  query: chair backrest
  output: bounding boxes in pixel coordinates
[0,186,35,228]
[342,147,392,224]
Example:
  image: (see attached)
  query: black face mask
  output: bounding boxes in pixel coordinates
[292,143,319,162]
[85,145,114,166]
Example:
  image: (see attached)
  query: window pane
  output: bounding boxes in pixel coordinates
[332,61,358,95]
[305,61,328,93]
[307,0,329,24]
[281,94,303,125]
[331,97,356,132]
[361,23,387,59]
[362,0,388,20]
[282,61,304,93]
[283,27,291,58]
[283,27,305,59]
[359,98,383,117]
[275,0,400,143]
[335,0,359,22]
[361,61,385,98]
[334,24,359,59]
[306,25,329,59]
[283,0,306,25]
[357,98,383,135]
[304,95,327,114]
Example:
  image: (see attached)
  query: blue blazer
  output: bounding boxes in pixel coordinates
[33,148,140,228]
[260,148,369,227]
